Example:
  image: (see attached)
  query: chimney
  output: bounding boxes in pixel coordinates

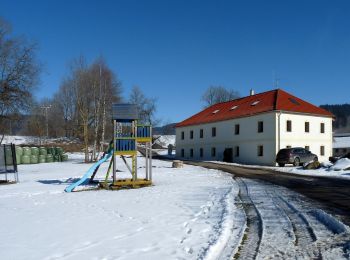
[250,89,255,96]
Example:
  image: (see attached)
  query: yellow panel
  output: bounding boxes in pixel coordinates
[136,137,152,143]
[115,151,137,156]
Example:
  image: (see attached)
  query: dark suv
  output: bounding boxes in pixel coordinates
[276,147,318,167]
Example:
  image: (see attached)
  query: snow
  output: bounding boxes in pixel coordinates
[1,151,349,259]
[333,136,350,149]
[0,153,240,259]
[330,158,350,171]
[1,135,38,145]
[154,135,175,148]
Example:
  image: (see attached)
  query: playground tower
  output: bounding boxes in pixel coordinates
[102,103,152,189]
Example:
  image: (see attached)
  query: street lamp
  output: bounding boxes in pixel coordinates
[41,105,52,139]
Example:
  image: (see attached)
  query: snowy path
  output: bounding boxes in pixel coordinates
[234,178,350,259]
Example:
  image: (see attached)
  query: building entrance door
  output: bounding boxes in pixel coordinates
[223,148,233,163]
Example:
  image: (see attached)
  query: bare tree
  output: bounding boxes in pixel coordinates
[129,86,157,125]
[201,86,240,107]
[0,18,41,143]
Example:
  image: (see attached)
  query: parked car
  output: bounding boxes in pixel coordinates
[276,147,318,167]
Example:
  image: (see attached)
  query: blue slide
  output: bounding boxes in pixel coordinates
[65,151,113,192]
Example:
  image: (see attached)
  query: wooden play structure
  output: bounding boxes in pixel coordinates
[65,103,152,192]
[101,103,152,189]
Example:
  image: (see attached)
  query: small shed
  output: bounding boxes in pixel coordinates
[333,133,350,156]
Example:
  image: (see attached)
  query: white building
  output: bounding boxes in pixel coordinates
[175,89,333,166]
[333,133,350,156]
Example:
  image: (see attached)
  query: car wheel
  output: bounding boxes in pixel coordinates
[293,157,300,166]
[313,156,318,162]
[278,163,285,167]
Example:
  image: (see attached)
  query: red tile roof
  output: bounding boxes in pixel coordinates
[176,89,334,127]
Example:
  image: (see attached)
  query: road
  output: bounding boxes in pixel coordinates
[183,161,350,227]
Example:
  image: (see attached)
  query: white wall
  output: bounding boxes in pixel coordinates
[276,113,333,162]
[176,112,277,165]
[176,111,333,165]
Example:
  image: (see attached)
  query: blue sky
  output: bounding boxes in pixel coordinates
[1,0,350,124]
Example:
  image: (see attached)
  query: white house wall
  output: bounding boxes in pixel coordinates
[276,112,332,162]
[176,112,277,165]
[176,111,333,166]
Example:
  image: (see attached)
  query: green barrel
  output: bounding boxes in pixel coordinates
[31,147,39,156]
[23,147,31,156]
[16,146,23,156]
[21,155,30,164]
[30,155,39,164]
[39,147,47,156]
[5,146,13,165]
[15,146,23,164]
[47,147,55,155]
[55,147,64,155]
[53,154,61,162]
[39,154,46,163]
[46,154,53,163]
[61,154,68,161]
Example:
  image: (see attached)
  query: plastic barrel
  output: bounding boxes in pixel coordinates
[15,146,23,164]
[39,147,47,156]
[46,154,53,163]
[16,146,23,156]
[39,154,46,163]
[31,147,39,156]
[61,154,68,161]
[23,147,31,156]
[47,147,55,155]
[30,155,39,164]
[55,147,64,155]
[53,154,61,162]
[21,155,30,164]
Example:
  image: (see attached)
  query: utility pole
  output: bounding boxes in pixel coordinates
[41,105,52,138]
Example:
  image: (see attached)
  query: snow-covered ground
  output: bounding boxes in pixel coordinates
[0,153,240,260]
[1,153,349,259]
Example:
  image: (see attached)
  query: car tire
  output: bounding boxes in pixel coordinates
[293,157,300,167]
[278,163,285,167]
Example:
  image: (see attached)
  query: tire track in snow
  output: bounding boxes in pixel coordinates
[234,178,262,260]
[269,191,317,246]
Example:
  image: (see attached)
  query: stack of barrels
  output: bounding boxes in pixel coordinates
[15,146,69,165]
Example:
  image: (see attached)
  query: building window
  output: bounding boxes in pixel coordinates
[200,148,203,158]
[211,147,216,157]
[235,124,240,135]
[286,120,292,132]
[305,146,310,151]
[320,146,325,156]
[286,145,291,148]
[235,146,240,157]
[190,148,193,157]
[181,131,184,140]
[258,145,263,157]
[212,127,216,137]
[181,149,184,157]
[200,129,203,138]
[258,121,263,133]
[320,123,325,133]
[305,122,309,133]
[190,130,193,139]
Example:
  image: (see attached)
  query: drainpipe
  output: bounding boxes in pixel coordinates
[277,111,281,152]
